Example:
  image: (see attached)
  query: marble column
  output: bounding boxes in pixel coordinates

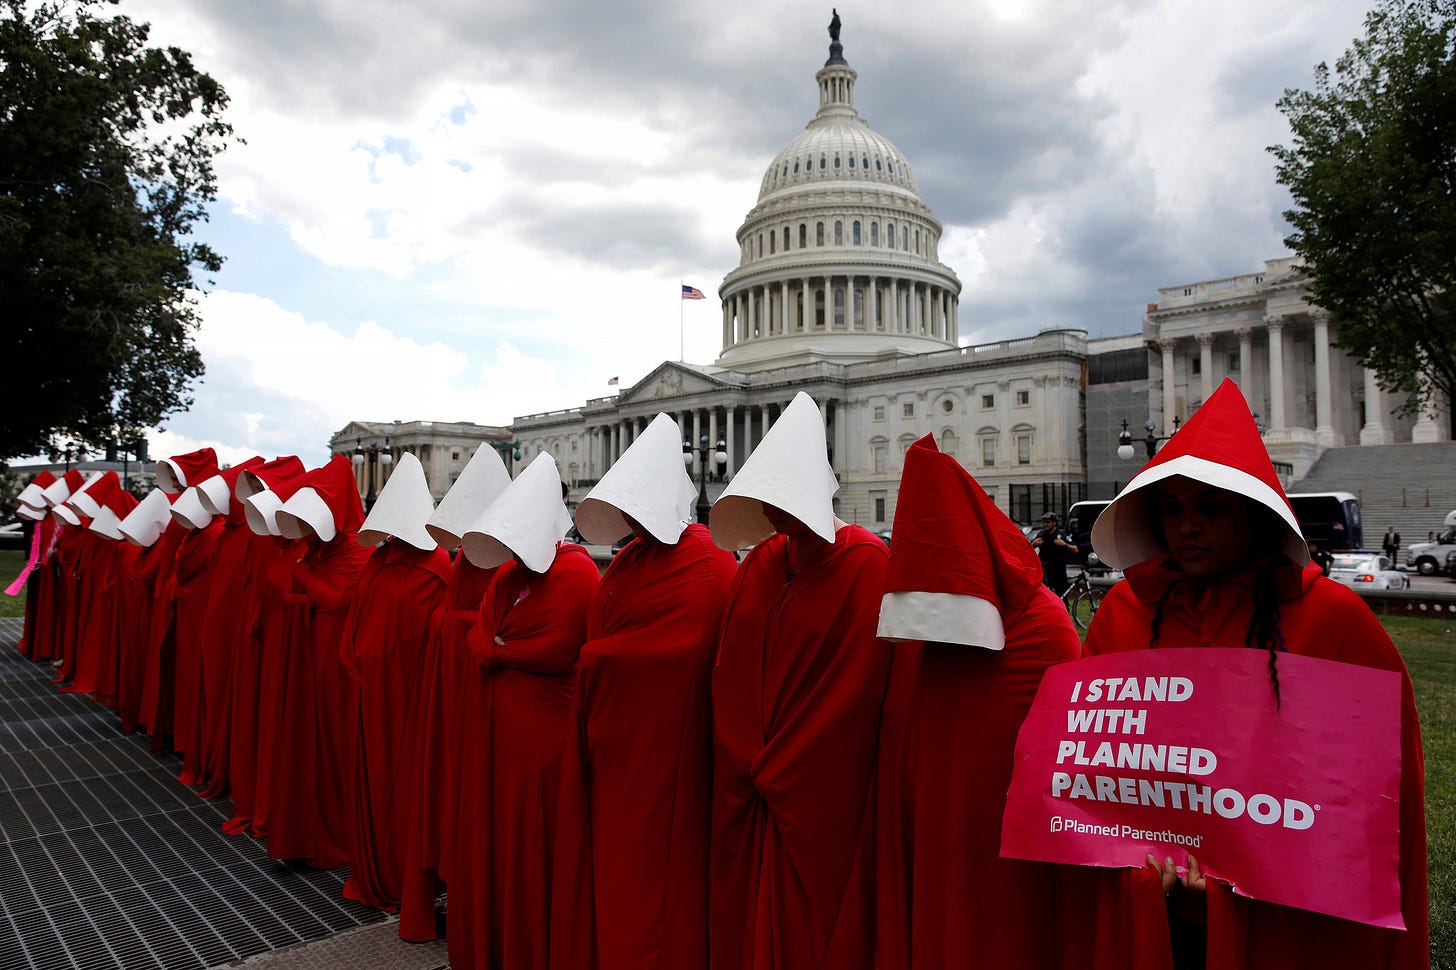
[692,408,702,448]
[889,279,899,333]
[801,279,811,333]
[709,407,719,453]
[1360,367,1391,445]
[1159,338,1177,430]
[1197,333,1214,404]
[868,277,879,330]
[1311,310,1336,446]
[1236,328,1255,406]
[725,405,737,474]
[1266,317,1287,431]
[1412,375,1444,442]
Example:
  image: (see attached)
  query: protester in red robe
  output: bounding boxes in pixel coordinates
[708,391,891,970]
[24,470,84,664]
[10,471,57,657]
[1067,378,1428,970]
[170,482,228,782]
[267,454,370,868]
[190,456,266,797]
[448,454,599,970]
[338,453,450,911]
[84,487,140,709]
[551,413,737,970]
[51,471,111,686]
[397,443,512,943]
[230,459,309,838]
[117,489,177,733]
[873,435,1081,969]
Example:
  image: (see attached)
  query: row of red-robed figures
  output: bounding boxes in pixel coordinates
[10,392,1428,970]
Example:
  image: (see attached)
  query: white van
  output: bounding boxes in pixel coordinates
[1405,509,1456,576]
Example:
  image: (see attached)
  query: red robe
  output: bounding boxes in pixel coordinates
[1069,559,1429,970]
[64,532,123,697]
[117,534,172,734]
[195,515,266,797]
[139,524,185,745]
[397,553,497,942]
[876,584,1080,969]
[18,516,60,659]
[237,536,307,838]
[52,524,99,686]
[265,533,370,867]
[88,536,137,709]
[340,541,450,911]
[710,524,891,970]
[550,524,736,970]
[174,516,225,780]
[447,544,599,970]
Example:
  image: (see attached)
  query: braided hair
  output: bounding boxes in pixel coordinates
[1145,490,1289,707]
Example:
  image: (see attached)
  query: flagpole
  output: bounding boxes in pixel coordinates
[679,281,685,362]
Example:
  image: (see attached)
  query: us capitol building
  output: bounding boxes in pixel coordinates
[332,18,1448,527]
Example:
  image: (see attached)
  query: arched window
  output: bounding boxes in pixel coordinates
[815,288,826,328]
[833,287,845,328]
[887,222,895,248]
[800,223,807,248]
[852,220,861,245]
[834,154,841,168]
[853,287,865,328]
[783,226,790,251]
[940,428,959,458]
[848,155,856,169]
[834,221,843,245]
[915,229,921,254]
[870,222,879,247]
[816,221,824,246]
[758,233,763,257]
[769,231,775,255]
[793,160,800,174]
[871,436,889,474]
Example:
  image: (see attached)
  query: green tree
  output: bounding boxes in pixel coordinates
[0,0,233,460]
[1272,0,1456,434]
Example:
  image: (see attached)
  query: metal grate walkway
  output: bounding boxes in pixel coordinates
[0,617,391,969]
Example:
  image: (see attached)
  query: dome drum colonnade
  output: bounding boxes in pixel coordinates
[716,26,961,370]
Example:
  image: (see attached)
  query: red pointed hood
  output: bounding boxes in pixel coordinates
[196,455,265,520]
[877,434,1045,650]
[277,454,365,542]
[1090,378,1307,570]
[236,455,306,501]
[41,469,86,507]
[90,489,140,541]
[69,470,121,519]
[157,447,219,494]
[17,470,57,510]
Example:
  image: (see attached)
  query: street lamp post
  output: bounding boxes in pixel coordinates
[490,439,523,475]
[683,435,728,525]
[351,437,394,511]
[1116,417,1180,462]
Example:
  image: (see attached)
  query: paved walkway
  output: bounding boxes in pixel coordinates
[0,617,448,969]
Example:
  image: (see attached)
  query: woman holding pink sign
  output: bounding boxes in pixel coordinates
[1069,378,1427,970]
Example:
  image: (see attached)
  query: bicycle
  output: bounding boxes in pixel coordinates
[1062,556,1108,630]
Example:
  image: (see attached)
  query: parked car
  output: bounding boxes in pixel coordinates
[1327,552,1411,591]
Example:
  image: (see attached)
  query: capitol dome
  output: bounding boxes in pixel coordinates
[715,18,961,371]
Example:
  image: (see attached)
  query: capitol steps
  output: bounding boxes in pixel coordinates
[1292,442,1456,551]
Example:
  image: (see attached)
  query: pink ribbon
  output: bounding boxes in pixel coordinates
[4,524,43,596]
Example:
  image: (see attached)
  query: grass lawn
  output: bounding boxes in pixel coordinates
[0,548,23,618]
[1384,614,1456,969]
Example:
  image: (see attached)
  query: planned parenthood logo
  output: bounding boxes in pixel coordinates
[1049,815,1203,849]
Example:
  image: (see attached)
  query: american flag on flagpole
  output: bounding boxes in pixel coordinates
[682,284,706,300]
[607,376,619,386]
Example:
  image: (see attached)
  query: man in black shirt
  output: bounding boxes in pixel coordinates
[1031,512,1073,594]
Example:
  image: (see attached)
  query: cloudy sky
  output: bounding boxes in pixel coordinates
[116,0,1373,466]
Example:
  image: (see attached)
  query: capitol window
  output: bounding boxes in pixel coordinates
[870,222,878,247]
[862,156,869,169]
[793,161,800,174]
[872,438,888,474]
[852,221,861,245]
[1016,389,1030,406]
[981,393,995,409]
[769,232,775,255]
[834,154,841,168]
[875,158,882,171]
[848,155,855,169]
[834,288,845,327]
[820,155,826,169]
[873,405,885,421]
[981,437,997,467]
[1017,434,1032,465]
[902,401,914,418]
[817,222,825,246]
[800,224,807,248]
[940,429,959,457]
[835,221,843,245]
[941,399,953,414]
[887,223,895,248]
[783,227,790,251]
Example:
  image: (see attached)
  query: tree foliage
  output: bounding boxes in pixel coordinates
[1272,0,1456,432]
[0,0,234,461]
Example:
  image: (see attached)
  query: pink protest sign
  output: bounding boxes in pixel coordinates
[1001,648,1403,928]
